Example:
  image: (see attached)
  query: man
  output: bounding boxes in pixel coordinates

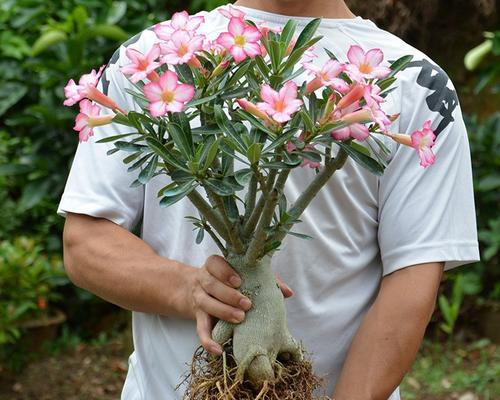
[59,0,480,399]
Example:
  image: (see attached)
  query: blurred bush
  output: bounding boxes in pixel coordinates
[0,237,66,347]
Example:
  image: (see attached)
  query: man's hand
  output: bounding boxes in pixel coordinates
[189,255,294,355]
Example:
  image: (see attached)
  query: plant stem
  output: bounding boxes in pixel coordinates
[210,190,245,254]
[245,169,290,264]
[243,169,277,237]
[186,191,231,244]
[270,148,349,245]
[243,174,257,224]
[203,222,228,256]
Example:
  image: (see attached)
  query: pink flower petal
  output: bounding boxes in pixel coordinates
[228,17,246,36]
[372,66,391,79]
[273,112,292,123]
[347,45,365,65]
[174,83,195,102]
[230,46,247,62]
[260,84,279,105]
[186,15,205,31]
[171,11,189,29]
[243,42,262,57]
[242,25,261,42]
[161,70,179,91]
[350,123,369,141]
[143,81,163,102]
[216,32,235,49]
[331,127,351,140]
[149,101,168,117]
[364,48,384,67]
[166,100,185,113]
[280,81,299,103]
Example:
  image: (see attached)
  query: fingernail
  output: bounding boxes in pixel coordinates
[232,311,245,323]
[239,297,252,310]
[229,275,241,287]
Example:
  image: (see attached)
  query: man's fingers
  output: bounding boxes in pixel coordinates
[276,274,294,298]
[194,289,246,324]
[195,311,221,355]
[200,272,252,311]
[205,254,241,288]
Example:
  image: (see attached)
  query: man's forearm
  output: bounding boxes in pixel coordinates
[63,213,195,318]
[333,262,444,400]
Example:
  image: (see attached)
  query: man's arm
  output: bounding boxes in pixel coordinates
[62,212,292,354]
[332,262,444,400]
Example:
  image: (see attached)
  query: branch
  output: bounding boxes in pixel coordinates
[210,190,245,253]
[243,174,257,224]
[270,148,349,245]
[245,169,290,264]
[187,191,231,243]
[243,169,277,237]
[203,222,228,257]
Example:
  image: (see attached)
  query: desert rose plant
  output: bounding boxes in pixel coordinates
[64,6,436,399]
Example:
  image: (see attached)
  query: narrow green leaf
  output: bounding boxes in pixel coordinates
[337,142,385,176]
[202,138,220,171]
[145,136,188,171]
[204,178,235,196]
[247,142,263,164]
[138,155,158,184]
[174,64,194,85]
[293,18,321,50]
[281,19,297,49]
[185,93,218,108]
[234,168,253,185]
[167,122,193,159]
[114,141,145,152]
[96,132,139,143]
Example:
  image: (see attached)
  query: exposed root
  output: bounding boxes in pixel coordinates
[180,341,330,400]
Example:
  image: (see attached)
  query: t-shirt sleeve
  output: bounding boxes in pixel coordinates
[57,41,145,231]
[377,59,480,276]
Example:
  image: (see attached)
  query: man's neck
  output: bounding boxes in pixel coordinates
[232,0,356,19]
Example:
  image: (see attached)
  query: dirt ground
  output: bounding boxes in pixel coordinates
[0,335,497,400]
[0,339,128,400]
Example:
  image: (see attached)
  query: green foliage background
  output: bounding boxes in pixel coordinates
[0,0,498,346]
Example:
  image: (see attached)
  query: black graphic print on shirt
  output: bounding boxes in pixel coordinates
[408,59,459,136]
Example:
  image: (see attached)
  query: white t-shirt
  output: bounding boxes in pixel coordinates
[58,5,480,400]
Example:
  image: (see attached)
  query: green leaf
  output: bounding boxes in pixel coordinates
[0,82,28,116]
[96,132,139,143]
[293,18,321,50]
[202,138,220,172]
[264,129,297,153]
[269,40,283,72]
[174,64,194,85]
[128,153,154,172]
[262,161,296,169]
[167,122,193,159]
[112,113,135,127]
[191,125,221,135]
[214,105,247,152]
[300,151,322,162]
[324,48,339,61]
[337,142,385,176]
[300,109,315,133]
[388,55,414,77]
[114,141,145,152]
[138,155,158,184]
[254,56,271,77]
[234,168,253,185]
[31,30,67,56]
[145,136,188,171]
[185,93,218,108]
[350,142,371,156]
[281,19,297,49]
[196,228,205,244]
[204,178,235,196]
[234,109,277,137]
[288,231,314,240]
[85,24,129,41]
[280,36,323,75]
[247,142,263,164]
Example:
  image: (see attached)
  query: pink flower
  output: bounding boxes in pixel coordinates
[64,66,105,106]
[218,4,246,19]
[143,70,195,116]
[330,101,370,141]
[345,45,391,81]
[73,100,115,142]
[121,44,162,83]
[303,59,349,94]
[411,120,436,167]
[363,88,391,132]
[154,11,205,41]
[159,30,204,65]
[257,81,303,123]
[216,17,262,62]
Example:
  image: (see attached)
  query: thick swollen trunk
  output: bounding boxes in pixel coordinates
[212,254,302,386]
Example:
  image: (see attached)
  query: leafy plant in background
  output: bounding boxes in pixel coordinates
[0,0,227,251]
[0,237,67,348]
